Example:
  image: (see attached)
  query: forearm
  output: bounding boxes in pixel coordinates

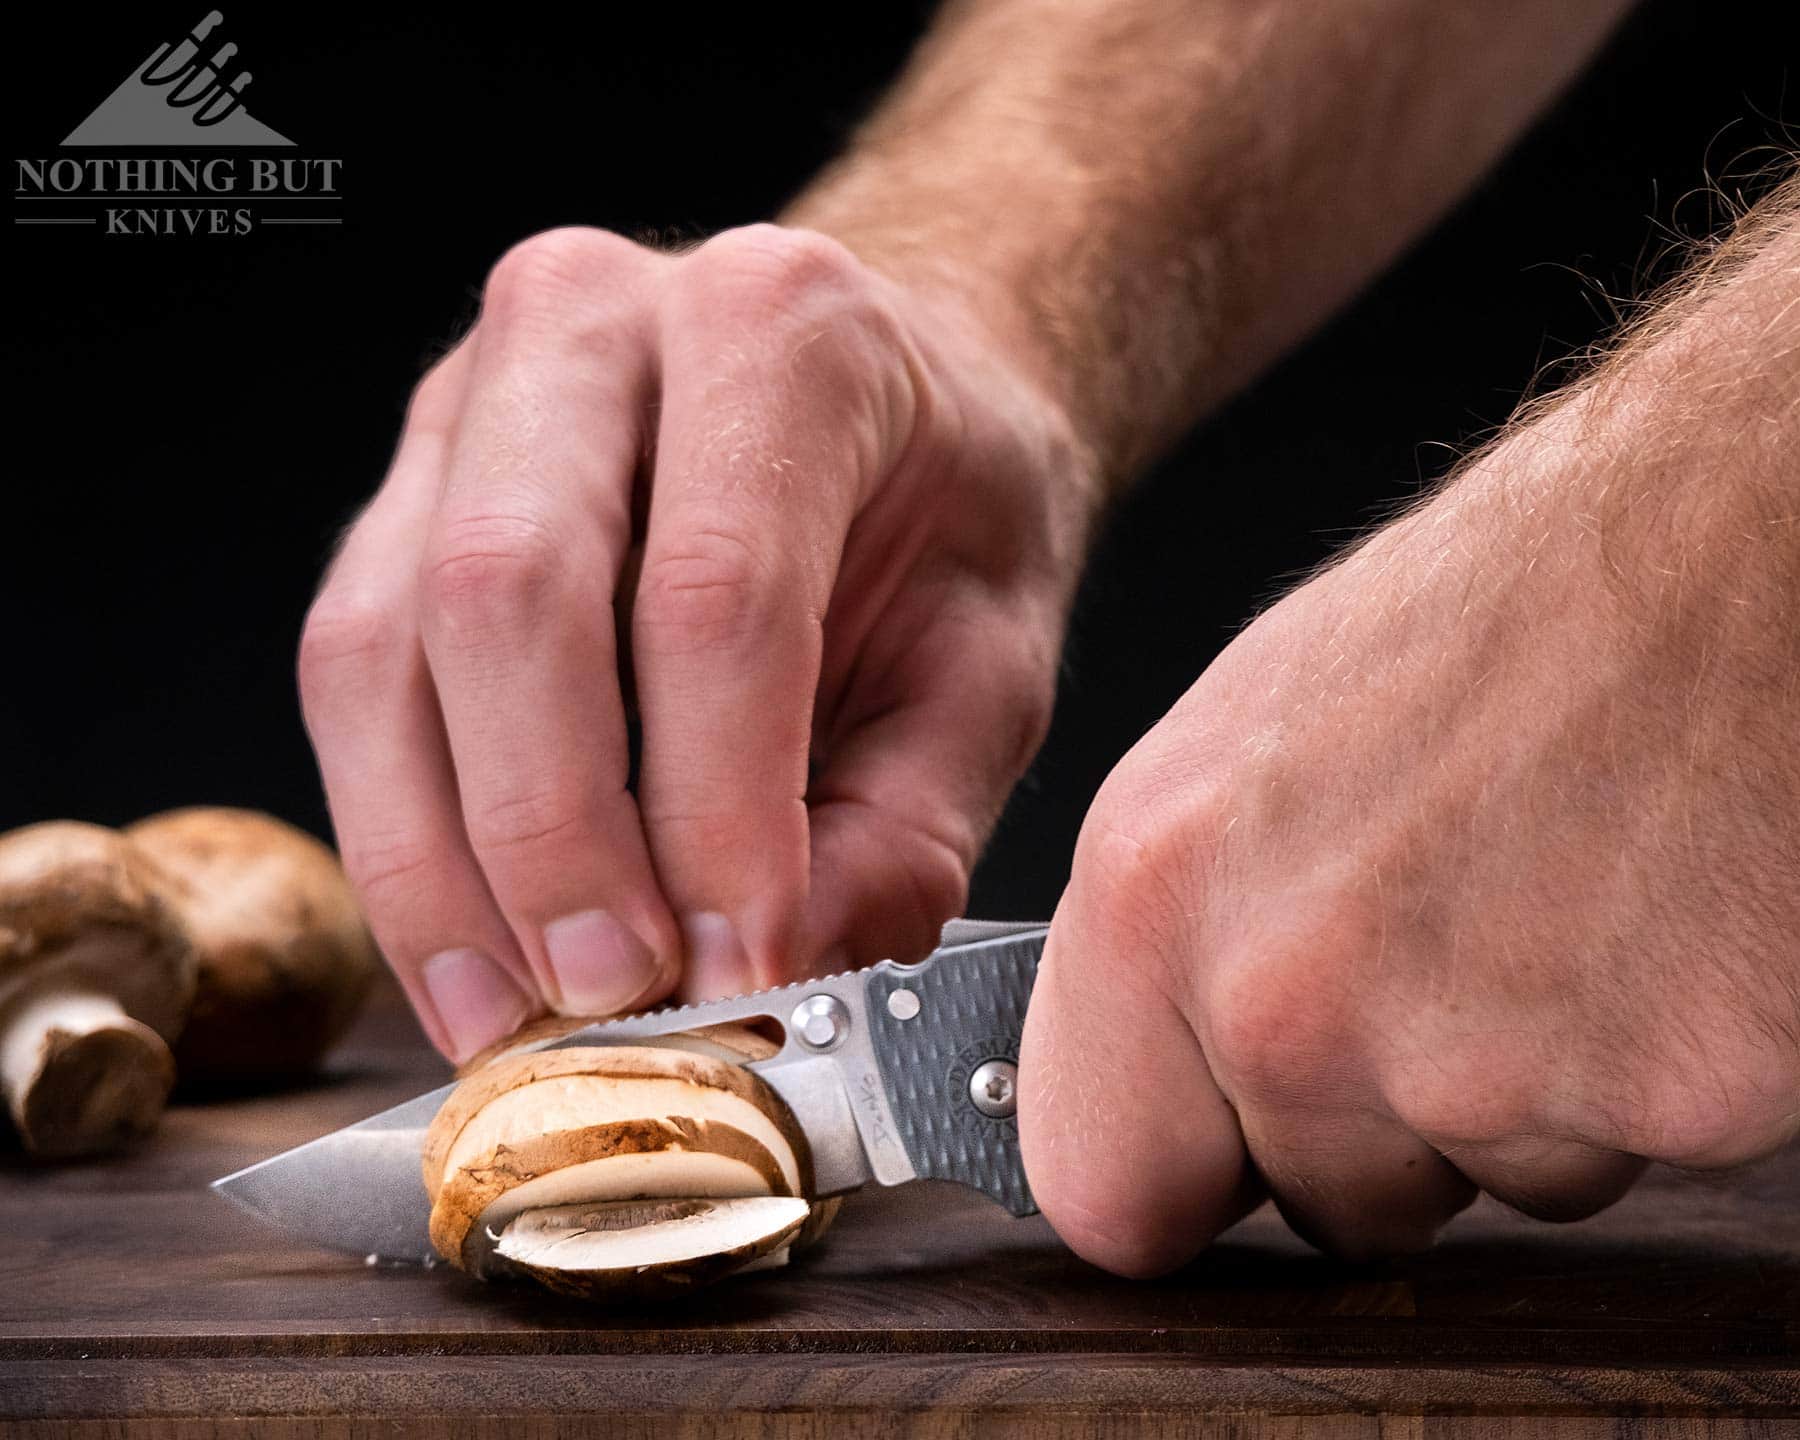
[1332,172,1799,875]
[788,0,1635,489]
[1439,170,1800,632]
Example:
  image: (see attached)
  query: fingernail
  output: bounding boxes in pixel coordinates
[682,911,754,1000]
[544,909,661,1016]
[422,948,534,1063]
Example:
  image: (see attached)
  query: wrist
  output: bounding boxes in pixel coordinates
[1380,197,1800,646]
[784,184,1113,504]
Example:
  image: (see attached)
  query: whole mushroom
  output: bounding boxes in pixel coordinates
[1,807,380,1158]
[127,807,378,1083]
[0,822,196,1158]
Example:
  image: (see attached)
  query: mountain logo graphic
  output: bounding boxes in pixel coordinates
[63,11,293,146]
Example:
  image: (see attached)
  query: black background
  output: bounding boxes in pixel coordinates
[6,2,1796,920]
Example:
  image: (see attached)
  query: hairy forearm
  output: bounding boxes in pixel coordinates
[788,0,1635,488]
[1449,171,1800,620]
[1341,172,1800,820]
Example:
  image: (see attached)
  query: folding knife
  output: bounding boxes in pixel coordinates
[213,919,1048,1263]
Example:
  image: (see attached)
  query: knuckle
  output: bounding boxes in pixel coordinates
[1205,958,1317,1100]
[482,227,628,325]
[1386,1049,1538,1148]
[404,356,462,434]
[1003,663,1057,782]
[1627,1039,1798,1167]
[422,515,561,635]
[1074,767,1216,937]
[464,789,590,860]
[633,529,777,656]
[686,224,860,308]
[672,224,910,444]
[890,820,973,948]
[1063,787,1210,1011]
[1204,889,1377,1103]
[1039,1187,1193,1281]
[297,592,403,697]
[339,831,440,912]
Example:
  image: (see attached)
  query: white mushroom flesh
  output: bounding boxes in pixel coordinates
[495,1196,810,1274]
[442,1075,802,1195]
[474,1148,782,1248]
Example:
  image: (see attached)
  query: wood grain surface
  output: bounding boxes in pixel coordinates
[1,983,1794,1439]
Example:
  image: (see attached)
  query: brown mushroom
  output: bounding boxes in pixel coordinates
[425,1036,840,1299]
[125,808,377,1082]
[0,822,196,1157]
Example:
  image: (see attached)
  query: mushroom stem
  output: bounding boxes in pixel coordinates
[0,989,176,1158]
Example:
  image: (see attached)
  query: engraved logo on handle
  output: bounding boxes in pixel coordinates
[858,1071,894,1150]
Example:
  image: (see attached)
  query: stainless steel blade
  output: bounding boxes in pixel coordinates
[212,1083,448,1263]
[935,918,1047,947]
[211,920,1043,1260]
[212,1049,873,1261]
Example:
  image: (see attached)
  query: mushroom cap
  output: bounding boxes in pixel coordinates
[0,821,194,1040]
[125,808,377,1080]
[493,1196,810,1301]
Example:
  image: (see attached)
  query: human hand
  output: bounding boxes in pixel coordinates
[1021,352,1800,1272]
[300,224,1094,1061]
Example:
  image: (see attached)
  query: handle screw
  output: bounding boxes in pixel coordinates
[968,1058,1018,1118]
[791,994,850,1052]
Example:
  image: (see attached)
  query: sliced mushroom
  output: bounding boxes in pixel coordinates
[126,808,377,1083]
[425,1039,840,1297]
[426,1046,807,1269]
[0,822,196,1157]
[430,1115,793,1270]
[425,1046,810,1197]
[493,1196,811,1300]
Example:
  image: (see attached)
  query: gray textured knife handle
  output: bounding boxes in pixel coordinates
[863,929,1044,1216]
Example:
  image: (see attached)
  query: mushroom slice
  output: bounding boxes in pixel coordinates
[459,1016,782,1074]
[423,1047,810,1203]
[493,1196,810,1301]
[431,1117,790,1272]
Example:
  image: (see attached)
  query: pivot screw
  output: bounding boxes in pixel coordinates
[968,1058,1018,1118]
[791,994,850,1052]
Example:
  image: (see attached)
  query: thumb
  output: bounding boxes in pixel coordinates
[1019,803,1257,1276]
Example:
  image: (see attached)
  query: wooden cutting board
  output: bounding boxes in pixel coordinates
[1,982,1794,1438]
